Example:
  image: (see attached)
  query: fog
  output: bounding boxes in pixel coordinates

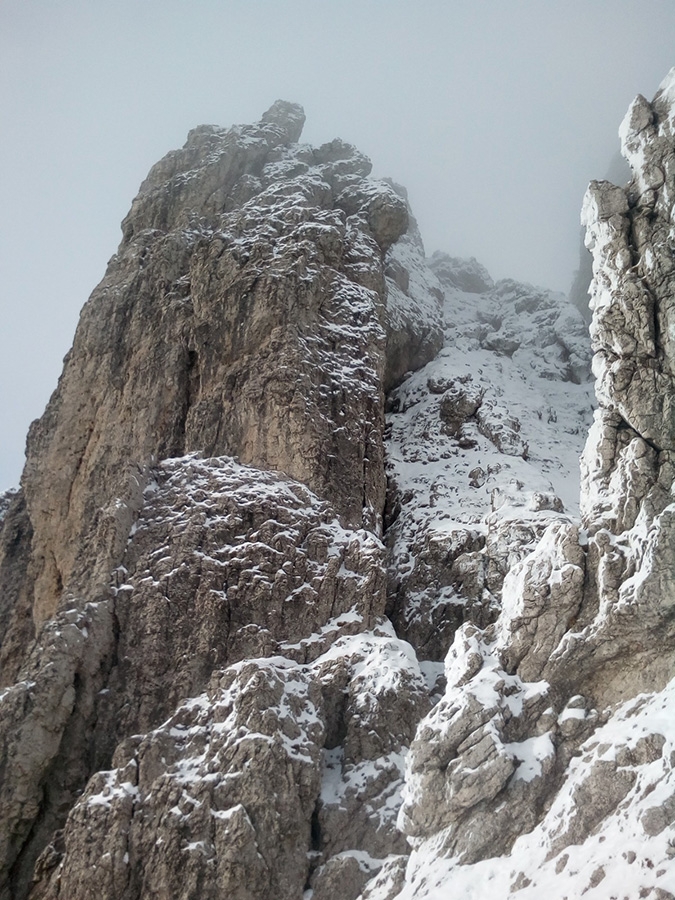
[2,0,675,488]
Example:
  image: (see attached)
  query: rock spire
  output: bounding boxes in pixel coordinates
[0,101,441,900]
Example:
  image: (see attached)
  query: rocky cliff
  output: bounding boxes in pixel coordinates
[383,69,675,900]
[0,74,674,900]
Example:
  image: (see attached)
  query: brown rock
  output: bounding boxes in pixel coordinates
[0,103,442,899]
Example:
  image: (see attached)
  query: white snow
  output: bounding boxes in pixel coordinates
[502,733,554,783]
[385,263,594,663]
[388,678,675,900]
[0,488,17,524]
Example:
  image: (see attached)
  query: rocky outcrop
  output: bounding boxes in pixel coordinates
[568,150,631,324]
[0,454,428,900]
[102,455,388,740]
[577,71,675,699]
[381,67,675,900]
[4,70,675,900]
[383,211,444,390]
[384,267,593,662]
[428,253,494,294]
[1,100,442,671]
[30,627,429,900]
[0,103,442,900]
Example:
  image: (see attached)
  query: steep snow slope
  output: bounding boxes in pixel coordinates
[385,257,594,662]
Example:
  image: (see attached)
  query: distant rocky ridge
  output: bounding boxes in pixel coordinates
[1,73,675,900]
[385,260,593,667]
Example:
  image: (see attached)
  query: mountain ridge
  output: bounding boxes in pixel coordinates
[0,77,674,899]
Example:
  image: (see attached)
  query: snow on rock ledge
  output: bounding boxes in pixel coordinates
[385,262,593,663]
[374,70,675,900]
[5,78,675,900]
[32,623,430,900]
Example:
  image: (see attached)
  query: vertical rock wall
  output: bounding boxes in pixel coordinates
[0,103,442,900]
[0,102,443,674]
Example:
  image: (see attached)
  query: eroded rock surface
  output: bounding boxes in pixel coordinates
[0,103,441,900]
[2,99,442,666]
[3,72,675,900]
[384,265,593,663]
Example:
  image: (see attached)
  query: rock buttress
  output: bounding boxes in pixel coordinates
[0,103,441,900]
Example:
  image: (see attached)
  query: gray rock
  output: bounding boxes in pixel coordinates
[429,253,494,293]
[388,69,675,900]
[438,379,483,436]
[7,69,675,900]
[311,855,376,900]
[0,104,441,900]
[105,456,388,740]
[28,624,428,900]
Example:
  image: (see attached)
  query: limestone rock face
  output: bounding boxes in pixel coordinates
[4,99,442,658]
[382,195,444,390]
[4,75,675,900]
[577,71,675,701]
[0,103,442,900]
[26,623,429,900]
[103,455,388,741]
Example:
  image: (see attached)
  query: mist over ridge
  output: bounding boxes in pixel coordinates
[2,1,675,487]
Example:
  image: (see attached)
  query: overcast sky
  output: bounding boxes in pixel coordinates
[2,1,675,489]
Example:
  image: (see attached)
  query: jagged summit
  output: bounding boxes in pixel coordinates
[260,99,306,142]
[0,83,674,900]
